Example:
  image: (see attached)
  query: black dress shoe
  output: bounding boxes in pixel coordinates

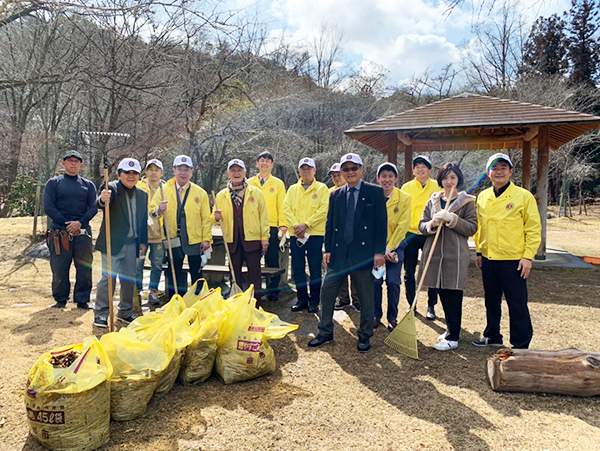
[51,302,67,308]
[373,317,381,328]
[353,303,361,312]
[307,304,319,313]
[308,335,333,348]
[334,300,350,310]
[76,303,90,310]
[357,338,371,353]
[291,301,308,312]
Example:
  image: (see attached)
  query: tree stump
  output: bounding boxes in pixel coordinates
[486,348,600,397]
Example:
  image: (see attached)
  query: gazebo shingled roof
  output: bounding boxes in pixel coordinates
[344,93,600,153]
[343,92,600,259]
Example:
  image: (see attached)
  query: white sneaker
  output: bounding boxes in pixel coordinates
[438,330,449,341]
[433,339,458,351]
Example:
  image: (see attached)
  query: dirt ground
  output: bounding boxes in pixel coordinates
[1,210,600,450]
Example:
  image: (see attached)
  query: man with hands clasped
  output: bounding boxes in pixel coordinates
[473,153,541,349]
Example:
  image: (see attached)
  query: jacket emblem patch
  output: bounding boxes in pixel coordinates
[506,203,514,210]
[195,197,200,204]
[249,197,255,203]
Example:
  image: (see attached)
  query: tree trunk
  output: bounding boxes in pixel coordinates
[486,348,600,397]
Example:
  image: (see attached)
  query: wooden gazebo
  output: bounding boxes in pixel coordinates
[344,93,600,259]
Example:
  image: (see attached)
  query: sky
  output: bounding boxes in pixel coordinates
[228,0,573,88]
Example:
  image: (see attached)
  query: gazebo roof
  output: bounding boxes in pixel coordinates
[344,93,600,153]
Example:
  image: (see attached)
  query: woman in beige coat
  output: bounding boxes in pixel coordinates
[418,163,477,351]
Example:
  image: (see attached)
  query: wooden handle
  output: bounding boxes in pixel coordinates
[212,190,238,286]
[160,183,178,295]
[103,167,114,332]
[410,186,456,311]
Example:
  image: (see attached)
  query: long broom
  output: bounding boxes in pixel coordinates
[211,190,243,295]
[385,187,455,359]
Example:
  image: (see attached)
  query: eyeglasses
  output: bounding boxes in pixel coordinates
[341,166,360,173]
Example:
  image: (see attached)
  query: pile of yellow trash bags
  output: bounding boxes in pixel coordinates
[24,282,298,451]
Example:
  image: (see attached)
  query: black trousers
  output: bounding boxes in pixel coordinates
[264,227,281,297]
[230,243,263,304]
[403,232,438,308]
[49,232,93,304]
[481,258,533,349]
[166,252,202,302]
[438,288,463,341]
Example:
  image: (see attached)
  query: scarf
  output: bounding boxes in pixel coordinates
[228,178,248,209]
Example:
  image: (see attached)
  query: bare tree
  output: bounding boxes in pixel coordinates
[308,21,346,89]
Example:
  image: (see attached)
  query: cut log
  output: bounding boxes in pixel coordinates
[486,348,600,397]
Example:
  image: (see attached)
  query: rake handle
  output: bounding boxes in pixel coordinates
[103,159,114,332]
[410,186,456,311]
[160,184,178,296]
[211,190,238,287]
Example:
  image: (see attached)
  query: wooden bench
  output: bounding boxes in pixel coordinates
[143,263,285,284]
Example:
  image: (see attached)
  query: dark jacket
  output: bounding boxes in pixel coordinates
[325,181,387,271]
[418,191,477,290]
[95,180,148,255]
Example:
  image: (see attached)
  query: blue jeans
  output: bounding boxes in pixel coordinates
[374,247,404,322]
[136,242,164,291]
[290,235,323,305]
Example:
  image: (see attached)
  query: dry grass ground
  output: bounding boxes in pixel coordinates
[0,210,599,451]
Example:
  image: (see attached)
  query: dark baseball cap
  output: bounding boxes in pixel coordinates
[63,150,83,162]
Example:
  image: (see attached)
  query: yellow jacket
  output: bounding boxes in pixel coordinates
[137,178,165,243]
[385,187,412,251]
[475,182,541,260]
[248,174,286,228]
[284,179,329,236]
[401,178,442,234]
[213,184,270,243]
[149,178,212,244]
[329,185,343,193]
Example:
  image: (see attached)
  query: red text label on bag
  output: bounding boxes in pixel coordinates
[237,340,261,352]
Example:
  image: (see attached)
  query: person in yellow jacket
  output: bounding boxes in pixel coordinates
[214,159,269,305]
[135,159,165,306]
[374,162,412,331]
[248,151,287,301]
[401,155,442,319]
[151,155,212,301]
[473,153,541,349]
[284,157,330,313]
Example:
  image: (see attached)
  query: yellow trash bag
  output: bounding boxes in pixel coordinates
[137,308,200,397]
[190,287,225,316]
[215,285,287,384]
[182,278,210,307]
[25,336,113,451]
[127,294,186,333]
[179,310,221,384]
[100,328,173,421]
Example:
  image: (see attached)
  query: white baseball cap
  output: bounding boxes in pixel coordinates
[486,153,513,171]
[173,155,194,168]
[413,155,432,169]
[340,153,363,167]
[377,162,398,177]
[328,163,341,174]
[298,157,316,168]
[227,158,246,170]
[145,158,163,171]
[118,158,141,173]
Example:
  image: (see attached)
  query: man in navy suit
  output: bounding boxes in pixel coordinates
[309,153,387,353]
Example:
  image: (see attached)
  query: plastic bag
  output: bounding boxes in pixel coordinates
[182,278,210,307]
[25,336,113,450]
[138,308,200,397]
[179,311,220,384]
[127,294,186,333]
[215,286,276,384]
[100,328,173,421]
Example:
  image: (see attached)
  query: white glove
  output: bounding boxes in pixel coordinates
[433,210,452,223]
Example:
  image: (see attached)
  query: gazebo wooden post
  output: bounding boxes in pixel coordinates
[522,139,531,191]
[404,144,413,184]
[535,126,549,260]
[387,132,398,166]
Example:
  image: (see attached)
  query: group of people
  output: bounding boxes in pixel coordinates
[43,148,541,354]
